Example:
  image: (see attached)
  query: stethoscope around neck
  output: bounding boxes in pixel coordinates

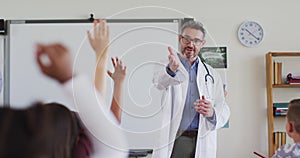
[201,60,214,99]
[201,60,214,84]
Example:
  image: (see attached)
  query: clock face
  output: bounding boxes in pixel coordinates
[238,21,264,47]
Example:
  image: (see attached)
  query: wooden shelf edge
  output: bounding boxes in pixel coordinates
[266,52,275,157]
[273,115,287,118]
[268,52,300,56]
[273,84,300,88]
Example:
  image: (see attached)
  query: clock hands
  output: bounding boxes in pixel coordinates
[238,21,264,47]
[245,29,259,40]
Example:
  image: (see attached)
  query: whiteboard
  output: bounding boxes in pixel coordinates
[5,19,180,149]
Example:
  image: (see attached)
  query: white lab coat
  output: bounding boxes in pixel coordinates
[62,75,128,158]
[152,55,230,158]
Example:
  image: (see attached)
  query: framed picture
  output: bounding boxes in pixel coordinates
[198,46,227,69]
[199,46,229,128]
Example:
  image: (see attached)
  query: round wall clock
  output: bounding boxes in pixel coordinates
[237,21,264,47]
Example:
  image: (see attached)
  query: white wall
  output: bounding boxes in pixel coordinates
[1,0,300,157]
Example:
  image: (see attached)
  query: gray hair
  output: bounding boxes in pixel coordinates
[180,20,206,39]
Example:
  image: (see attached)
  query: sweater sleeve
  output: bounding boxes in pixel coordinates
[62,75,128,158]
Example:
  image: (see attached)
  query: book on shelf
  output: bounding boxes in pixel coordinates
[273,103,289,116]
[274,111,287,116]
[281,132,286,146]
[273,62,282,84]
[273,62,277,84]
[287,80,300,84]
[286,73,300,84]
[277,62,282,84]
[273,132,287,151]
[273,103,289,108]
[276,107,288,110]
[286,73,300,80]
[274,132,280,151]
[274,109,287,116]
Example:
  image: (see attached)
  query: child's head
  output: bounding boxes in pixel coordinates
[286,99,300,142]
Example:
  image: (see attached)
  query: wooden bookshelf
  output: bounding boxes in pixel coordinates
[265,52,300,157]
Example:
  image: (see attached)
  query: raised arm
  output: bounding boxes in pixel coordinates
[36,43,128,158]
[87,19,110,97]
[107,57,126,123]
[153,47,186,90]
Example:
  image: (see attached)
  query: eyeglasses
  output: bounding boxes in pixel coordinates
[180,35,203,46]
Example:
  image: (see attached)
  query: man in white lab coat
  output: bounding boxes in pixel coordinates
[152,20,230,158]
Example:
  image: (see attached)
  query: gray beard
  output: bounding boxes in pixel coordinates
[182,51,196,59]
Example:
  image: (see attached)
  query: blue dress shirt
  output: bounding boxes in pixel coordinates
[166,55,216,131]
